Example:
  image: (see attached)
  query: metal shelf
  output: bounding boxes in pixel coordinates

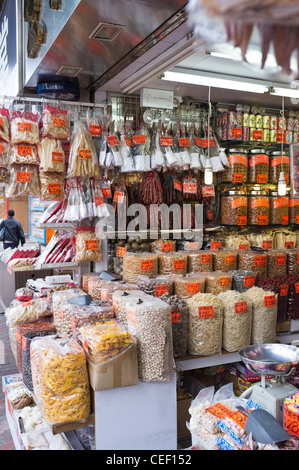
[38,223,76,230]
[37,262,79,269]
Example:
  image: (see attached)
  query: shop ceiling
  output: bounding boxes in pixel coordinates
[23,0,299,108]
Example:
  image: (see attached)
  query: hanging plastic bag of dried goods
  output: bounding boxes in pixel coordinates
[132,122,151,172]
[160,126,178,169]
[10,110,40,145]
[11,143,39,165]
[0,108,10,142]
[150,125,165,171]
[63,178,83,221]
[119,120,135,172]
[107,130,123,167]
[40,172,65,201]
[38,137,65,173]
[177,122,192,170]
[86,107,103,139]
[75,226,103,263]
[42,105,71,140]
[92,179,110,218]
[6,164,40,198]
[0,142,10,183]
[38,230,76,264]
[189,124,202,173]
[80,177,96,219]
[68,119,100,178]
[172,125,184,171]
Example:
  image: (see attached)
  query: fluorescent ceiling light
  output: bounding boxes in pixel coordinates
[161,69,299,98]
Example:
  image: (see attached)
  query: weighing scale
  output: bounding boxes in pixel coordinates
[239,343,299,425]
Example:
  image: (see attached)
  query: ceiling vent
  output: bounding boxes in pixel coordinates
[56,65,83,77]
[89,22,126,42]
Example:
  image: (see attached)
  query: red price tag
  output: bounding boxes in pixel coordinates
[173,259,186,271]
[89,124,102,136]
[107,135,120,146]
[284,404,299,438]
[85,239,99,250]
[174,179,182,192]
[78,148,92,159]
[18,122,32,132]
[155,285,169,297]
[141,260,154,271]
[117,246,127,258]
[225,255,236,265]
[53,117,66,128]
[95,195,104,207]
[235,301,248,314]
[186,242,200,251]
[220,276,230,287]
[178,138,190,147]
[161,243,173,253]
[160,136,173,146]
[285,241,294,248]
[238,216,247,226]
[101,187,112,198]
[280,285,288,296]
[113,191,125,203]
[264,295,276,307]
[52,151,63,162]
[198,306,214,318]
[17,144,32,156]
[239,244,249,250]
[133,134,146,145]
[171,309,181,323]
[232,173,244,183]
[255,256,266,267]
[257,174,268,184]
[262,240,272,249]
[202,186,215,197]
[124,136,132,146]
[187,282,201,295]
[211,241,221,250]
[201,254,212,265]
[276,255,286,266]
[183,182,197,194]
[244,276,255,287]
[16,171,31,183]
[48,183,61,194]
[257,216,268,225]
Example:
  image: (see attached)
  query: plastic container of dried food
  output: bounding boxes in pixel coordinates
[221,190,248,226]
[137,275,173,297]
[269,151,290,185]
[173,273,206,299]
[205,272,232,295]
[221,149,248,184]
[160,294,189,358]
[289,199,299,225]
[218,290,252,352]
[212,250,238,272]
[269,191,289,225]
[186,293,224,356]
[248,149,269,184]
[158,252,188,275]
[238,250,267,281]
[266,249,287,277]
[248,190,269,226]
[87,277,106,300]
[187,251,213,272]
[123,252,159,284]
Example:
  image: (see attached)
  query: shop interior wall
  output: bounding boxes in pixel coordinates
[7,197,29,233]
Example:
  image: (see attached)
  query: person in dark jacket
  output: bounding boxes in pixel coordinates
[0,210,26,250]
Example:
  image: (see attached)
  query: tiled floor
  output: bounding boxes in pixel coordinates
[0,313,18,450]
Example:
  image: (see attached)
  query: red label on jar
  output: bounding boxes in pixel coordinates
[295,283,299,294]
[238,216,247,226]
[232,173,244,183]
[257,174,268,184]
[264,295,276,307]
[198,306,214,318]
[249,154,269,167]
[276,255,286,265]
[273,197,289,209]
[235,301,248,314]
[231,197,247,209]
[257,216,268,225]
[271,156,289,167]
[251,199,269,208]
[282,216,289,225]
[228,155,248,166]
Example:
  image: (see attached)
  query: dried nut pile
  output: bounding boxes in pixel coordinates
[205,271,232,295]
[218,290,252,352]
[287,249,299,275]
[238,251,267,280]
[221,194,247,226]
[126,297,173,382]
[160,294,189,358]
[112,290,149,326]
[158,252,188,275]
[266,250,287,277]
[123,252,159,284]
[244,286,278,344]
[173,273,205,299]
[186,293,224,356]
[212,250,238,272]
[137,275,174,297]
[187,251,213,272]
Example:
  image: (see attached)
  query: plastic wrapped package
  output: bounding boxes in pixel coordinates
[218,290,252,352]
[68,120,100,178]
[99,281,138,303]
[0,141,10,166]
[38,137,65,173]
[122,252,159,284]
[36,335,91,424]
[137,275,174,297]
[158,252,188,275]
[40,172,65,201]
[15,287,33,302]
[21,430,71,450]
[205,272,232,295]
[160,294,189,357]
[42,105,70,140]
[10,112,39,145]
[244,287,277,343]
[0,166,9,183]
[126,296,173,382]
[81,273,99,292]
[238,250,267,281]
[70,303,114,340]
[287,249,299,275]
[8,258,37,271]
[112,290,149,325]
[186,293,224,356]
[0,108,10,142]
[75,228,102,263]
[257,274,291,324]
[6,164,40,198]
[79,320,134,364]
[22,326,56,391]
[212,250,238,272]
[16,321,55,373]
[230,270,255,293]
[5,298,51,328]
[187,251,213,272]
[151,239,176,253]
[52,288,84,331]
[173,273,205,299]
[11,143,39,165]
[87,277,107,301]
[266,250,287,277]
[14,405,48,434]
[38,231,76,265]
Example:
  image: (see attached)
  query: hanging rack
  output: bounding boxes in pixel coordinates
[0,95,107,110]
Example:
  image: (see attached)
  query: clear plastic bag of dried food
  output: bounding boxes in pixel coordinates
[123,252,159,284]
[287,249,299,275]
[158,252,188,275]
[205,272,232,295]
[187,250,213,272]
[212,250,238,272]
[68,119,100,178]
[40,172,65,201]
[112,290,148,325]
[35,335,91,424]
[244,286,277,343]
[0,141,10,166]
[15,287,33,302]
[137,274,173,297]
[5,298,51,328]
[266,249,287,277]
[126,297,174,382]
[38,137,65,173]
[71,303,114,340]
[6,164,40,198]
[52,288,85,326]
[75,227,102,263]
[151,239,176,253]
[10,111,40,145]
[100,280,138,303]
[173,273,205,299]
[230,270,255,293]
[11,143,39,165]
[87,108,103,138]
[42,105,71,140]
[160,293,189,357]
[0,108,10,142]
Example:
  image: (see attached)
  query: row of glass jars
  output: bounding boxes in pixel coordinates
[221,189,299,226]
[220,148,290,185]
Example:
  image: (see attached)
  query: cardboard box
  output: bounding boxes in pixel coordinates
[177,398,192,436]
[87,342,139,391]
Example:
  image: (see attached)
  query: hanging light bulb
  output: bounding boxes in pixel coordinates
[278,171,287,196]
[204,158,213,185]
